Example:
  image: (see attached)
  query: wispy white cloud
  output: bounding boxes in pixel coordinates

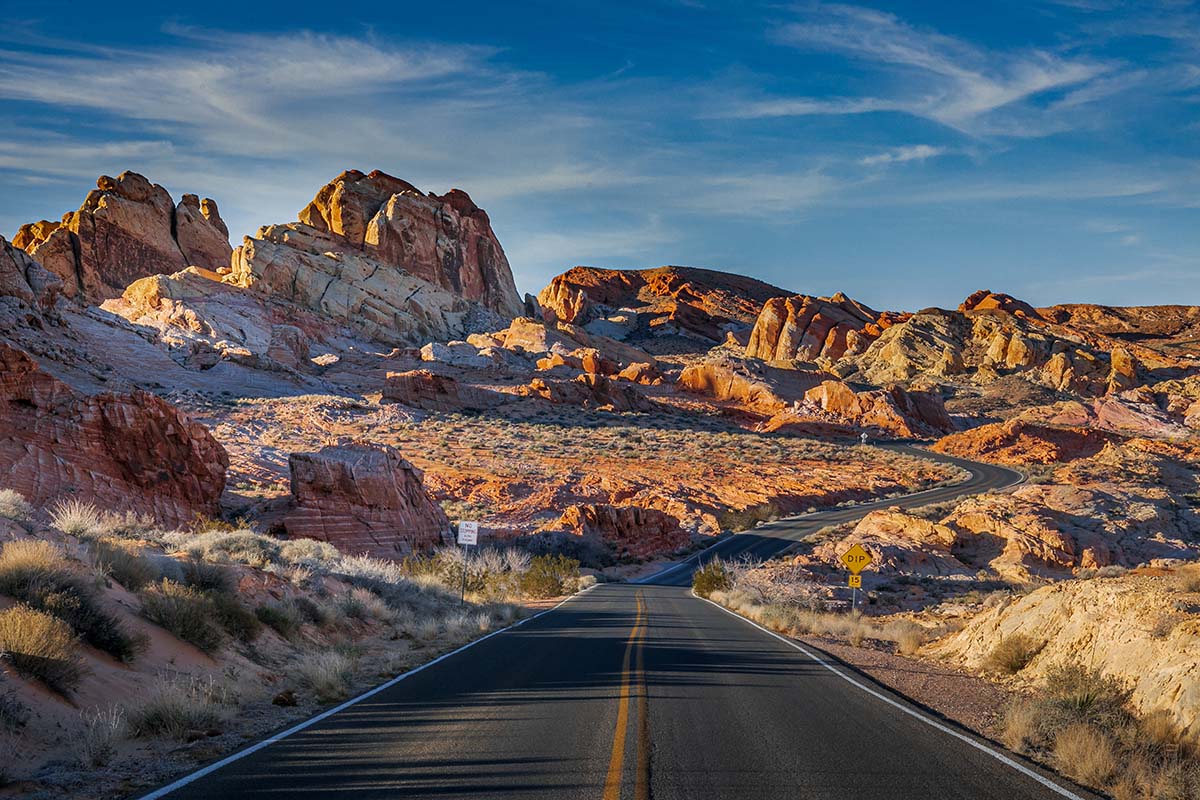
[859,144,946,166]
[733,3,1112,136]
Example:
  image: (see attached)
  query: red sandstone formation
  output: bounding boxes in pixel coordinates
[14,172,231,302]
[745,293,907,363]
[538,265,791,341]
[554,504,690,558]
[0,343,227,526]
[280,443,448,558]
[518,374,657,412]
[932,419,1119,464]
[382,370,503,412]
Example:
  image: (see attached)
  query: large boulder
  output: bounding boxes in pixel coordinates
[14,171,231,302]
[0,235,62,331]
[0,343,227,526]
[280,444,448,558]
[746,293,906,363]
[553,503,690,558]
[958,289,1042,319]
[677,357,826,414]
[518,374,656,412]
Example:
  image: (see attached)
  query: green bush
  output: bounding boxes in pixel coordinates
[519,554,581,599]
[139,580,224,653]
[93,539,160,591]
[180,559,235,595]
[0,540,144,662]
[0,605,83,692]
[692,559,732,598]
[255,600,303,639]
[208,592,261,642]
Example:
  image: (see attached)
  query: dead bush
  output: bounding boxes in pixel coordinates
[983,634,1043,675]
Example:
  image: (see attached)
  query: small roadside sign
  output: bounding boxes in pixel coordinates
[839,544,873,575]
[456,520,479,546]
[847,574,862,589]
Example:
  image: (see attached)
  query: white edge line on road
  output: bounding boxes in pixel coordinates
[696,593,1089,800]
[135,586,596,800]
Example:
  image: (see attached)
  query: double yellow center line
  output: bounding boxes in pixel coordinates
[604,591,650,800]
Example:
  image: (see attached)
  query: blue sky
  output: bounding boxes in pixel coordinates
[1,1,1197,310]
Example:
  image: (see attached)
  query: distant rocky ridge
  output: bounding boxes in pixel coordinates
[745,293,908,363]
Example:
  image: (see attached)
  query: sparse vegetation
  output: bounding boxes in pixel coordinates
[255,599,304,640]
[49,499,106,538]
[1173,564,1200,593]
[0,489,33,523]
[519,554,581,599]
[692,558,733,598]
[93,539,160,590]
[138,579,225,653]
[0,605,83,692]
[295,651,356,702]
[78,706,125,767]
[0,540,145,661]
[128,675,230,739]
[983,634,1043,675]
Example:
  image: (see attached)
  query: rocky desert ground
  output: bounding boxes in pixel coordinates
[2,167,1199,798]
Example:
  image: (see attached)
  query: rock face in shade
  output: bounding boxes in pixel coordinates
[553,503,690,559]
[382,369,504,412]
[0,235,62,330]
[280,444,448,558]
[0,342,227,527]
[228,170,522,344]
[13,172,231,302]
[537,265,792,342]
[745,293,908,363]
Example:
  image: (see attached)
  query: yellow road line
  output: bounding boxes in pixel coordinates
[635,593,649,800]
[603,593,645,800]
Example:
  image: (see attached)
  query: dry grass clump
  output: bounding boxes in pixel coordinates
[996,663,1200,797]
[255,599,304,640]
[92,539,161,591]
[49,499,105,538]
[885,620,926,656]
[78,706,125,767]
[1054,722,1118,786]
[332,588,394,623]
[295,652,356,703]
[983,634,1043,675]
[0,605,83,692]
[0,489,33,523]
[1173,564,1200,594]
[138,579,225,653]
[0,540,144,662]
[128,675,230,739]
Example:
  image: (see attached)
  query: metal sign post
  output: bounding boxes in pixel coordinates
[456,521,479,606]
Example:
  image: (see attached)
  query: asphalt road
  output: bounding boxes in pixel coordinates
[143,447,1093,800]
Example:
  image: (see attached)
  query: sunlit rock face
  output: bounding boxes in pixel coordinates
[14,171,231,302]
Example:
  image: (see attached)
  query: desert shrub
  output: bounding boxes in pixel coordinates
[49,499,104,538]
[255,600,303,639]
[139,580,224,653]
[296,651,355,703]
[692,559,732,599]
[0,540,144,661]
[279,538,340,569]
[332,588,393,623]
[0,489,33,523]
[1173,564,1200,594]
[97,511,160,542]
[1054,723,1118,786]
[172,529,281,568]
[1001,698,1043,752]
[520,554,581,599]
[207,592,261,642]
[78,706,125,767]
[516,531,615,568]
[0,675,28,731]
[128,675,227,739]
[983,634,1043,675]
[0,605,83,692]
[886,620,925,655]
[93,539,160,591]
[1042,663,1133,730]
[180,559,235,595]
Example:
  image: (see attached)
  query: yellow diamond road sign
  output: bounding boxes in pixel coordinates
[840,544,873,575]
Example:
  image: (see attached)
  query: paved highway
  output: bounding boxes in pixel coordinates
[142,447,1094,800]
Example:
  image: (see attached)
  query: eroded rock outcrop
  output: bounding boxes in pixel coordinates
[382,370,503,412]
[803,380,953,438]
[553,504,690,558]
[280,443,448,558]
[0,342,227,526]
[538,265,791,344]
[677,357,826,414]
[746,293,906,363]
[959,289,1042,319]
[1,235,62,331]
[14,172,231,302]
[518,374,656,412]
[932,419,1118,464]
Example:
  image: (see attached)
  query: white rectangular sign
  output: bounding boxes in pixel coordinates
[456,520,479,545]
